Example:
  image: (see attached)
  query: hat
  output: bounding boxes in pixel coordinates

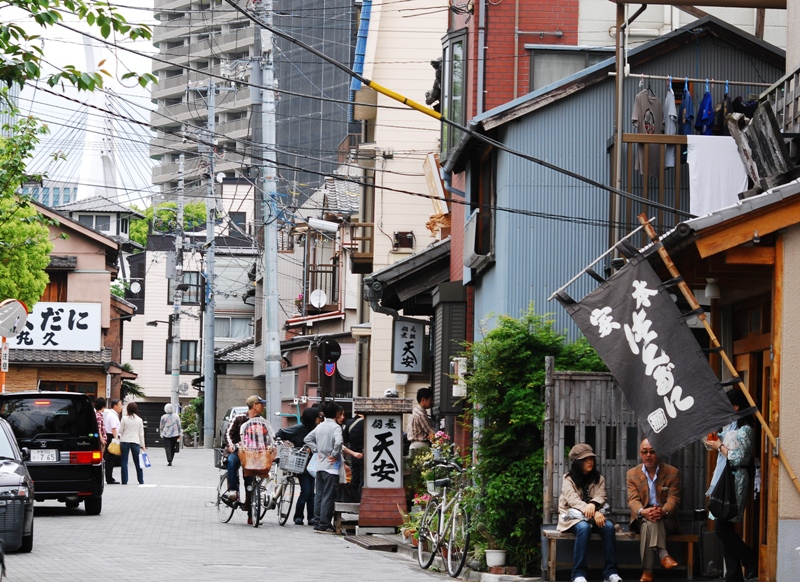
[569,443,596,462]
[246,395,267,407]
[384,388,399,398]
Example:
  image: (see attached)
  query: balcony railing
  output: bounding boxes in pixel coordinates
[612,134,691,248]
[304,264,340,312]
[761,64,800,158]
[348,220,374,274]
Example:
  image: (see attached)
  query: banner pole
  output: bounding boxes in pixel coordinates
[637,213,800,496]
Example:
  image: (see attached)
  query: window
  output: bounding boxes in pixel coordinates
[131,340,143,360]
[78,215,93,227]
[168,271,202,305]
[165,340,200,374]
[440,29,467,157]
[41,188,50,206]
[94,215,110,231]
[121,218,129,235]
[215,316,251,339]
[229,211,247,235]
[62,188,71,204]
[281,370,297,400]
[52,187,61,206]
[37,382,97,398]
[528,47,613,92]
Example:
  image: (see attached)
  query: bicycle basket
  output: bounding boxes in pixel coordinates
[281,447,311,474]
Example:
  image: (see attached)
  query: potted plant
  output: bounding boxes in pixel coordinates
[398,503,422,546]
[477,522,506,567]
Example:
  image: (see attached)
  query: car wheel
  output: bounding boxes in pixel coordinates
[65,500,80,509]
[84,497,102,516]
[19,524,33,553]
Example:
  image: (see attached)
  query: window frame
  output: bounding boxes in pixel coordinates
[440,28,468,160]
[165,339,200,374]
[168,271,202,306]
[131,339,144,360]
[527,45,614,92]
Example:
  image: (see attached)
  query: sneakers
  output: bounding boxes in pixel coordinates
[574,577,588,582]
[314,526,336,534]
[225,490,238,501]
[294,518,304,525]
[605,575,623,582]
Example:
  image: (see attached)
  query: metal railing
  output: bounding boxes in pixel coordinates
[305,264,339,310]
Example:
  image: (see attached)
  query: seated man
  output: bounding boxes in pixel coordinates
[626,438,681,582]
[224,394,267,525]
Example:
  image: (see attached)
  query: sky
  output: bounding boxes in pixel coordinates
[15,2,159,208]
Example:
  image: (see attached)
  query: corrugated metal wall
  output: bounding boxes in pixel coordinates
[543,358,709,527]
[473,31,784,340]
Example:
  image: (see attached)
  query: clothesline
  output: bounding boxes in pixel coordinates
[608,72,772,88]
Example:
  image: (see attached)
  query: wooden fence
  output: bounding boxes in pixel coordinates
[543,357,708,528]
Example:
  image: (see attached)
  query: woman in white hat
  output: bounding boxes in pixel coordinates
[557,443,622,582]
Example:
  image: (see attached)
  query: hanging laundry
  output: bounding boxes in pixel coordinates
[695,90,715,135]
[663,86,678,169]
[713,93,733,136]
[732,96,758,118]
[687,135,748,217]
[678,87,694,163]
[631,89,664,178]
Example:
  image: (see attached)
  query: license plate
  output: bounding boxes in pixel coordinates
[31,449,57,462]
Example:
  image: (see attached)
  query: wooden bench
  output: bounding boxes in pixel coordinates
[542,529,698,581]
[334,502,360,534]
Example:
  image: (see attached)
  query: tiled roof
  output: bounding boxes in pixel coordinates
[323,175,359,214]
[55,196,146,218]
[215,337,254,363]
[9,348,113,366]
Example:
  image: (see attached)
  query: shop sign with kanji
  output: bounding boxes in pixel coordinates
[364,414,403,488]
[12,302,101,351]
[391,320,423,373]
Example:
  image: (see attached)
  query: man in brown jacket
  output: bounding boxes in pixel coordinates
[626,438,681,582]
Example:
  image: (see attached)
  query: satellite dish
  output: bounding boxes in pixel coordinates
[309,289,328,309]
[129,281,142,294]
[178,382,190,395]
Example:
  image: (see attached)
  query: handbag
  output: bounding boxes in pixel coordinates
[708,463,738,521]
[140,451,152,468]
[107,438,121,456]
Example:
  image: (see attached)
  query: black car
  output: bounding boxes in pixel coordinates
[0,392,104,515]
[0,417,35,552]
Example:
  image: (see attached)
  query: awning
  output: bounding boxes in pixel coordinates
[364,237,451,314]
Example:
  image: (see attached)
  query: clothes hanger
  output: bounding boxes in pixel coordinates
[668,75,673,92]
[705,78,710,93]
[684,77,689,93]
[725,80,729,95]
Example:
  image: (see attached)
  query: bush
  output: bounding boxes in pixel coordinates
[464,305,605,575]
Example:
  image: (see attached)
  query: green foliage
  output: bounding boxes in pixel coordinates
[129,202,207,249]
[0,114,53,306]
[464,305,606,574]
[110,280,126,298]
[180,397,203,437]
[119,363,145,400]
[1,0,154,91]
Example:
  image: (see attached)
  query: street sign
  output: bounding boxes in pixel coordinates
[0,299,28,338]
[317,338,341,364]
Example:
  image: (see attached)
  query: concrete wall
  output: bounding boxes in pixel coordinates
[778,225,800,575]
[215,374,262,447]
[789,0,799,69]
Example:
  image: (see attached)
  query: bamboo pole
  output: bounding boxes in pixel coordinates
[637,213,800,497]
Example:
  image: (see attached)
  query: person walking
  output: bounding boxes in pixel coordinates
[159,403,182,466]
[276,407,320,525]
[557,443,622,582]
[704,389,758,582]
[103,399,122,484]
[119,401,147,485]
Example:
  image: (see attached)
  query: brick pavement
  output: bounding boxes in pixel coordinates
[5,447,447,582]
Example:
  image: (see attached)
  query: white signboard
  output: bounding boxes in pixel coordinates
[12,302,101,351]
[391,320,423,373]
[364,414,403,489]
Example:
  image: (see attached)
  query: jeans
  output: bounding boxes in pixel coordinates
[715,519,756,582]
[163,436,179,465]
[314,471,338,529]
[120,442,143,485]
[569,519,619,580]
[226,451,252,498]
[294,470,316,522]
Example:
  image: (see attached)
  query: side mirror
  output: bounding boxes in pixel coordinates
[20,447,30,462]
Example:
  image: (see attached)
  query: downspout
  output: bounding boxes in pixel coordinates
[363,277,399,320]
[478,0,486,114]
[513,0,519,99]
[349,0,372,121]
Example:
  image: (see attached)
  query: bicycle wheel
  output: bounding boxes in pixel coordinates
[278,475,295,526]
[216,474,235,523]
[443,503,469,577]
[258,477,269,520]
[416,500,440,569]
[250,479,262,528]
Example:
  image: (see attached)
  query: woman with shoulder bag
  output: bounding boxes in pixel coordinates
[159,403,182,467]
[703,389,758,582]
[119,401,147,485]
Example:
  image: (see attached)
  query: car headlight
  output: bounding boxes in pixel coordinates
[0,485,30,498]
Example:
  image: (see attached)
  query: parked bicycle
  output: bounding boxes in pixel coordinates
[261,442,309,526]
[416,458,470,578]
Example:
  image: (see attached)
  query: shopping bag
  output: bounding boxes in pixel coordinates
[307,453,321,478]
[107,438,121,456]
[140,451,152,468]
[708,464,738,521]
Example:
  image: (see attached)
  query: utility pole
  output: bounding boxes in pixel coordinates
[169,154,185,414]
[250,0,281,432]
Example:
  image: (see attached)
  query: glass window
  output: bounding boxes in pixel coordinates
[165,340,199,374]
[41,188,50,206]
[95,215,110,231]
[215,317,251,338]
[52,187,61,206]
[62,188,71,204]
[121,218,129,234]
[131,340,143,360]
[441,29,467,157]
[78,215,93,228]
[529,48,612,92]
[0,395,97,438]
[168,271,201,305]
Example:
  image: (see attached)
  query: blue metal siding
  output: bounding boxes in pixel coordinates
[472,34,784,340]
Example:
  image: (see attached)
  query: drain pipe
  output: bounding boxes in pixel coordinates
[363,277,399,320]
[478,0,486,114]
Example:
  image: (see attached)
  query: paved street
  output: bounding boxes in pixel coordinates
[5,447,447,582]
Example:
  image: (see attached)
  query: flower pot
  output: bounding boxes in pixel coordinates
[485,549,507,568]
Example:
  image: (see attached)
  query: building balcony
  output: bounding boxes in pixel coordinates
[348,220,374,274]
[761,64,800,159]
[300,264,341,315]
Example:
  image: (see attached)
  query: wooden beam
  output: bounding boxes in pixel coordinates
[725,246,775,265]
[755,8,766,38]
[768,234,782,580]
[694,202,800,257]
[611,0,785,7]
[677,5,708,18]
[623,133,687,145]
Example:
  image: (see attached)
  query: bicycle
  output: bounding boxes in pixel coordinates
[262,442,309,526]
[215,447,275,528]
[416,459,470,578]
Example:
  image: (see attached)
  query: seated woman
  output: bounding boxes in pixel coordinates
[557,443,622,582]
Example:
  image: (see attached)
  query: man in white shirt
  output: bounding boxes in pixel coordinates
[103,399,122,484]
